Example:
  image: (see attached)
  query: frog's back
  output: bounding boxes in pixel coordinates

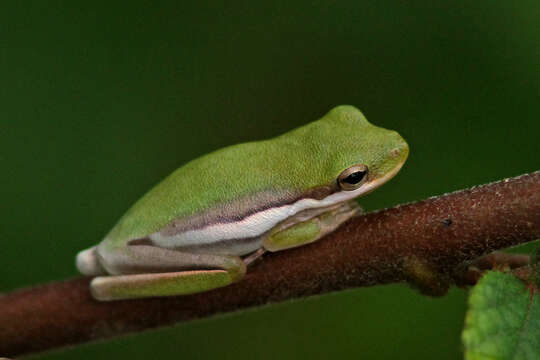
[98,105,380,248]
[101,136,314,248]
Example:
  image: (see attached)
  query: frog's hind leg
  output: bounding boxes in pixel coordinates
[76,246,107,275]
[90,245,245,301]
[91,270,236,301]
[264,201,361,252]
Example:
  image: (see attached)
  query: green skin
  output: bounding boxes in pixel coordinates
[77,105,409,301]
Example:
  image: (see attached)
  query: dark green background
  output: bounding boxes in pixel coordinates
[2,1,539,359]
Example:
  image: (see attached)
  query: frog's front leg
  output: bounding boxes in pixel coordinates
[263,201,362,252]
[90,245,246,301]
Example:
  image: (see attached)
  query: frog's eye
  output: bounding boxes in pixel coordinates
[337,164,369,191]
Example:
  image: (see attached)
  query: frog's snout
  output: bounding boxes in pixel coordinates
[389,133,409,162]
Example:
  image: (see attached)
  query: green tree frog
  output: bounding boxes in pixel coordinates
[76,105,409,301]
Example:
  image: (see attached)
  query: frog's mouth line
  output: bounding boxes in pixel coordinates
[145,150,408,255]
[147,158,406,251]
[355,158,407,197]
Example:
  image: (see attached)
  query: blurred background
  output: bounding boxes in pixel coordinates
[2,1,539,359]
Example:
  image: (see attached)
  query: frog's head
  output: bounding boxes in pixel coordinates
[292,105,409,198]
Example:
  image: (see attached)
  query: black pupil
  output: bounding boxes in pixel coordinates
[344,171,366,184]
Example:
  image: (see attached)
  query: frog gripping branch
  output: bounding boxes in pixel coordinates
[75,106,409,301]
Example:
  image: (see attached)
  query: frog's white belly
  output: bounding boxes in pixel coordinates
[148,186,365,255]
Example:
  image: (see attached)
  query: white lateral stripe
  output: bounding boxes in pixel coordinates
[150,189,356,247]
[150,162,403,248]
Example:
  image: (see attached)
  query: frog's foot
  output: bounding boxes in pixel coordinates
[243,248,267,266]
[264,201,361,252]
[90,245,245,301]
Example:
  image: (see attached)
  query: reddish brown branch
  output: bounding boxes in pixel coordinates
[1,171,539,357]
[453,252,532,287]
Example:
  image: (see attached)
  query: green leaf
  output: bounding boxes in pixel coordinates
[462,271,539,360]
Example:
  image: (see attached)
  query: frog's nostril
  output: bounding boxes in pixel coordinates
[390,142,409,159]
